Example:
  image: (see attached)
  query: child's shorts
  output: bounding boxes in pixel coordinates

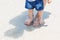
[25,0,44,11]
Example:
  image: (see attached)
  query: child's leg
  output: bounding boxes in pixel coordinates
[28,9,33,20]
[25,9,34,26]
[37,10,43,24]
[33,0,44,26]
[33,10,43,26]
[25,1,35,26]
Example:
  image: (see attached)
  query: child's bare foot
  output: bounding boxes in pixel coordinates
[33,18,40,27]
[24,19,33,26]
[33,19,44,27]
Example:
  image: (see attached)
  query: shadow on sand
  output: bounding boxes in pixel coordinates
[4,11,51,38]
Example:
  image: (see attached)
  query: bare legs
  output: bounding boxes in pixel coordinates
[24,0,51,26]
[25,9,44,27]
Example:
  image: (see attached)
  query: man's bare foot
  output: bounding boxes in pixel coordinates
[24,19,33,26]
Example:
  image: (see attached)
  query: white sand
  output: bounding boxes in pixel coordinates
[0,0,60,40]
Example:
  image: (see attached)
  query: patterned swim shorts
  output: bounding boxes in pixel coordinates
[25,0,44,11]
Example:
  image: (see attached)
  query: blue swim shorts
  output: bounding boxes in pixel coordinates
[25,0,44,11]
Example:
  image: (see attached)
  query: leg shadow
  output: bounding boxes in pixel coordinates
[4,11,51,38]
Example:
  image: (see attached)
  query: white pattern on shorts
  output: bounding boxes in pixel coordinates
[36,3,42,9]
